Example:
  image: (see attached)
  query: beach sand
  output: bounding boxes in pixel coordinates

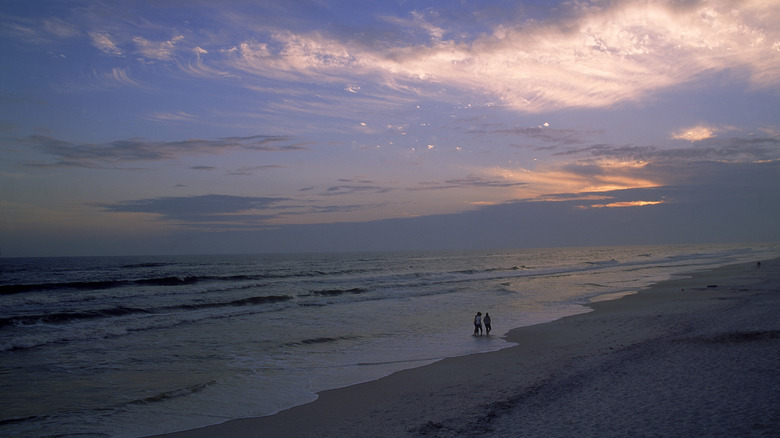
[151,258,779,437]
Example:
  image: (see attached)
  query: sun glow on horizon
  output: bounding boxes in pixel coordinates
[589,200,664,208]
[490,161,661,203]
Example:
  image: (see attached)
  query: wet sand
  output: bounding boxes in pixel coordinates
[151,257,779,437]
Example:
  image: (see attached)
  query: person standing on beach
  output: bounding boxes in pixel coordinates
[474,312,483,336]
[484,312,491,336]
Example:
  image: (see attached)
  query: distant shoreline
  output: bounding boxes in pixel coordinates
[151,257,779,437]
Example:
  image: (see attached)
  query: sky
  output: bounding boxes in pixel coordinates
[1,0,779,257]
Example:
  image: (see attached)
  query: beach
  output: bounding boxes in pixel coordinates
[152,257,779,437]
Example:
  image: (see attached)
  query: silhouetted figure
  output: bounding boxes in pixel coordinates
[484,312,492,335]
[473,312,483,336]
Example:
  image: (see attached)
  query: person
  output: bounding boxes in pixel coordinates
[473,312,482,336]
[484,312,492,335]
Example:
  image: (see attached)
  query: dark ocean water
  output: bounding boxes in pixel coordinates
[1,243,776,437]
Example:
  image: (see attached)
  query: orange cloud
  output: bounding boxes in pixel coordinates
[672,125,717,142]
[489,161,660,202]
[589,200,664,208]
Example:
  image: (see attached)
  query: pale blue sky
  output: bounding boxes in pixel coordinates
[1,0,779,256]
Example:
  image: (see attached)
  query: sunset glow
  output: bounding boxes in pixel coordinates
[1,0,778,255]
[589,200,665,209]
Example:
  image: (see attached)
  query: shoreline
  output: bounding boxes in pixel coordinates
[151,258,779,437]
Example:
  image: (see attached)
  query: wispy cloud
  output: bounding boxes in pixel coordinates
[322,182,392,196]
[228,165,284,176]
[14,1,776,114]
[10,134,304,168]
[147,111,198,122]
[104,68,143,87]
[204,0,780,112]
[133,35,184,61]
[2,15,81,45]
[415,174,528,191]
[464,123,599,146]
[512,132,780,199]
[6,1,778,115]
[43,17,81,39]
[89,32,123,56]
[670,124,740,142]
[91,194,288,226]
[560,134,780,166]
[588,200,664,208]
[91,193,387,229]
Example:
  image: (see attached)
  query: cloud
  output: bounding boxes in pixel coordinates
[89,32,123,56]
[465,124,599,145]
[133,35,185,61]
[180,46,235,78]
[2,15,81,45]
[6,1,779,117]
[11,134,303,168]
[381,9,447,42]
[91,194,288,224]
[147,111,198,122]
[90,193,384,230]
[561,134,780,167]
[122,167,779,254]
[672,125,718,142]
[104,68,143,88]
[587,200,664,208]
[322,184,391,196]
[216,0,780,112]
[449,175,527,188]
[230,33,357,82]
[228,165,283,176]
[520,132,780,201]
[43,17,80,39]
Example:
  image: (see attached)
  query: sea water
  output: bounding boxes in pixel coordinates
[1,243,776,437]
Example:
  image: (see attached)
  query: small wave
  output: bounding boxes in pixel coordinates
[1,280,124,295]
[0,270,375,296]
[286,335,360,347]
[300,287,367,297]
[127,381,216,406]
[0,272,299,296]
[581,282,608,288]
[585,259,619,266]
[453,266,522,275]
[135,276,200,287]
[0,307,153,328]
[0,276,199,295]
[223,295,293,307]
[121,262,174,269]
[0,414,43,427]
[2,295,294,329]
[355,357,442,366]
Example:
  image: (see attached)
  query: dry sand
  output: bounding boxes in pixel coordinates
[152,258,779,437]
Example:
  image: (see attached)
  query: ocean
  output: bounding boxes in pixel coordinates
[1,243,776,437]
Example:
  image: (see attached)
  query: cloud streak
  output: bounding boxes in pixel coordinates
[91,194,289,226]
[90,32,123,56]
[133,35,185,61]
[10,134,305,168]
[90,193,387,230]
